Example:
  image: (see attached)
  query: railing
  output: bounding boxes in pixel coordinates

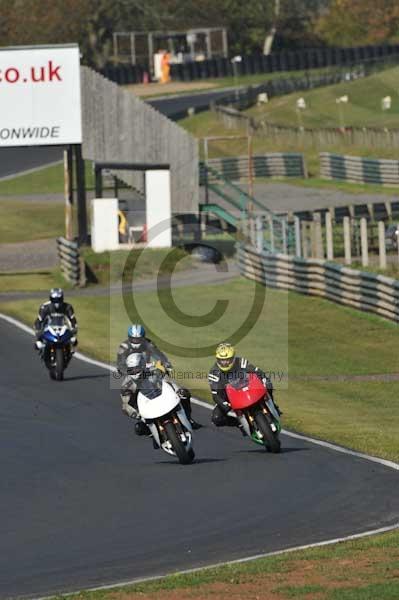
[56,237,86,287]
[200,164,297,254]
[237,243,399,324]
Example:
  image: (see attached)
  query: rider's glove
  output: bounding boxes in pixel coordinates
[262,376,273,391]
[154,360,166,374]
[177,388,191,401]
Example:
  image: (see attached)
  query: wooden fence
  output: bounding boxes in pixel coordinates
[320,153,399,185]
[214,105,399,151]
[57,238,86,287]
[237,243,399,323]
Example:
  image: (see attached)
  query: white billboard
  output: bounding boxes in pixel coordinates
[0,44,82,147]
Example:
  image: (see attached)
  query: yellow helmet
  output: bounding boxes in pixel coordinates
[215,342,236,372]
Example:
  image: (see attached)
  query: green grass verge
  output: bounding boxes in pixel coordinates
[0,163,64,195]
[0,270,70,292]
[0,248,197,293]
[0,161,95,196]
[44,528,399,599]
[0,200,64,243]
[82,247,196,287]
[1,277,398,461]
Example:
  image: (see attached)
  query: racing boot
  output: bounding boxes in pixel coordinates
[177,388,203,430]
[134,420,151,436]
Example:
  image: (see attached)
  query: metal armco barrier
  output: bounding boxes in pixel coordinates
[320,153,399,185]
[200,153,307,183]
[237,244,399,323]
[56,237,86,287]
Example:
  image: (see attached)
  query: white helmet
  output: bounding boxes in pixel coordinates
[126,352,145,379]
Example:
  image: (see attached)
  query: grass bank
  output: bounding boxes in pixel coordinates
[248,65,399,130]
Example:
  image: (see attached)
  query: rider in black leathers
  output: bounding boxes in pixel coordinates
[34,288,77,349]
[116,324,201,433]
[208,342,280,430]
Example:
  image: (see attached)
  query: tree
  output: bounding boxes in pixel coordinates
[0,0,329,67]
[315,0,399,46]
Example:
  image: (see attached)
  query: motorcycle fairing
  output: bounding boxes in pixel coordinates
[138,380,181,420]
[226,373,267,410]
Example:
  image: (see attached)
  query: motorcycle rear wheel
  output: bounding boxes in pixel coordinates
[254,411,281,453]
[164,422,194,465]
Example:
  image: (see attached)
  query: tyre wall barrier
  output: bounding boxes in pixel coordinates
[199,153,307,184]
[237,243,399,324]
[320,153,399,186]
[101,44,399,84]
[56,237,86,287]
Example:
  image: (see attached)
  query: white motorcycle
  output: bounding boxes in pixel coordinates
[137,369,195,465]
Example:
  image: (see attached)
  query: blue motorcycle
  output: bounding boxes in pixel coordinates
[38,316,74,381]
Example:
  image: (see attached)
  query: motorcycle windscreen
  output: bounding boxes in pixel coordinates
[137,380,180,420]
[226,373,266,410]
[43,316,70,342]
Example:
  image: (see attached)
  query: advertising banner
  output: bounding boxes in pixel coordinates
[0,44,81,146]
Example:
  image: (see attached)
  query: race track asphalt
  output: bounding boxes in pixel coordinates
[1,317,398,599]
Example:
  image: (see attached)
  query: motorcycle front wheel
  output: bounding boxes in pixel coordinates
[52,347,64,381]
[254,411,281,453]
[164,422,194,465]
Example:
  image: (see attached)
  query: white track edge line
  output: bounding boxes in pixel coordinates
[2,311,398,473]
[2,312,399,600]
[32,521,399,600]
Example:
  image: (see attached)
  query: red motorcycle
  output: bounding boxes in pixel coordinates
[225,372,281,453]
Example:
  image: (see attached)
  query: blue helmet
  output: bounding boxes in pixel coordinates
[128,323,145,345]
